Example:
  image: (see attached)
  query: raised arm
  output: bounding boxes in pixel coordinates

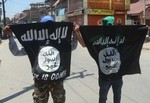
[73,23,86,47]
[3,26,27,56]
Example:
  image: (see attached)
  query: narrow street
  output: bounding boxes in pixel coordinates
[0,39,150,103]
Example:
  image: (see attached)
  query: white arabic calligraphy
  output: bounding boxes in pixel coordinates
[21,27,68,43]
[93,36,125,45]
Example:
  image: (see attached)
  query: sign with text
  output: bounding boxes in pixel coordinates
[80,25,148,80]
[10,22,73,81]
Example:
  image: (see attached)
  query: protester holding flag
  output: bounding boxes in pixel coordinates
[3,15,75,103]
[74,22,123,103]
[74,18,147,103]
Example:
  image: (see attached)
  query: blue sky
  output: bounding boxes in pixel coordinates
[5,0,44,18]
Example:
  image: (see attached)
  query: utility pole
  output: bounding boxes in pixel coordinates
[143,0,146,25]
[2,0,6,26]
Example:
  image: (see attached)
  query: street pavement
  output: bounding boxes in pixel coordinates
[0,39,150,103]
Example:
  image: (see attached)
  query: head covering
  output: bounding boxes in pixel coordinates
[102,16,114,26]
[40,15,55,22]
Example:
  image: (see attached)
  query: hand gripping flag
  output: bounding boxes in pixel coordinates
[10,22,73,81]
[80,25,148,81]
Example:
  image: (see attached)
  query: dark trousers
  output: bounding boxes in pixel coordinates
[32,79,65,103]
[99,79,123,103]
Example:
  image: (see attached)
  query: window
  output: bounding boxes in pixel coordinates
[134,21,140,25]
[117,18,122,25]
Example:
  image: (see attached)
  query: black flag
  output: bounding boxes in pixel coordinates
[80,25,148,80]
[10,22,73,81]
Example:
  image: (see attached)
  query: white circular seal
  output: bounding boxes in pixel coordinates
[38,46,60,72]
[98,47,121,75]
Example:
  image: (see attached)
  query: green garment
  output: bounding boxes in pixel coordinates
[102,16,114,26]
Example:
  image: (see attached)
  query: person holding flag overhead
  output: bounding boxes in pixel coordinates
[74,16,147,103]
[3,15,76,103]
[74,17,123,103]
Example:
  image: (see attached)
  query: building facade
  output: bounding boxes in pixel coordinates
[13,2,48,24]
[66,0,130,25]
[127,0,150,25]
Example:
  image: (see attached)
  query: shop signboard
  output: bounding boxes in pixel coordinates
[88,9,114,15]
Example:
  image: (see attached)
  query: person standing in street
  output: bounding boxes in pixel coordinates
[3,15,77,103]
[73,16,123,103]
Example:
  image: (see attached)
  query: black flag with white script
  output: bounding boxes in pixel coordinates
[80,25,148,81]
[10,22,73,81]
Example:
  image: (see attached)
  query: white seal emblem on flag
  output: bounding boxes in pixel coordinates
[99,47,121,75]
[38,46,60,72]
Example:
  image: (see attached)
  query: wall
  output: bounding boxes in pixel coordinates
[68,0,83,12]
[88,0,130,10]
[88,0,110,9]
